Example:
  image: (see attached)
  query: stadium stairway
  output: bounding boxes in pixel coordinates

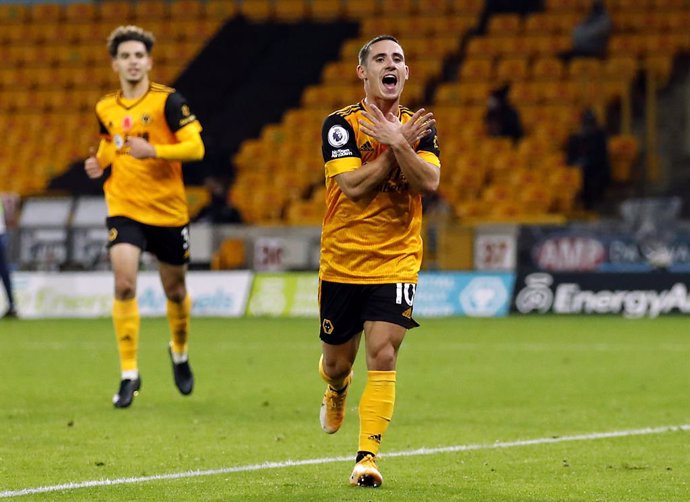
[173,15,358,184]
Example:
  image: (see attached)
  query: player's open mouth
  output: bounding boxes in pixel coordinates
[382,74,398,90]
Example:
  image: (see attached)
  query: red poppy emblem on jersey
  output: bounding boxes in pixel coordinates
[122,116,133,131]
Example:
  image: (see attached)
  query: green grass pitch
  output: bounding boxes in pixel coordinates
[1,316,688,501]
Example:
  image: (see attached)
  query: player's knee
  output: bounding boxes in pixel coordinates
[114,279,136,300]
[323,357,352,381]
[165,285,187,303]
[368,346,397,371]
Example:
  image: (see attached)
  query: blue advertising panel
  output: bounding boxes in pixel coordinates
[416,272,516,317]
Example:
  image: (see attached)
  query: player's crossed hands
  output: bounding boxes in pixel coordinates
[359,104,435,147]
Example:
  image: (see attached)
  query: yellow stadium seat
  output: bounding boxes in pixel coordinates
[465,36,503,59]
[531,56,565,80]
[608,134,639,183]
[608,34,646,58]
[448,0,484,15]
[436,81,492,106]
[518,183,553,214]
[603,56,638,82]
[380,0,418,15]
[99,1,133,22]
[343,0,379,19]
[274,0,309,21]
[169,0,206,20]
[495,57,529,83]
[487,13,522,34]
[482,183,516,204]
[29,2,63,22]
[321,61,358,84]
[644,55,673,88]
[524,12,561,34]
[206,0,238,21]
[453,198,489,220]
[64,2,98,22]
[310,0,343,21]
[211,239,246,270]
[421,0,451,15]
[458,57,494,82]
[567,58,602,80]
[132,0,169,21]
[0,4,28,23]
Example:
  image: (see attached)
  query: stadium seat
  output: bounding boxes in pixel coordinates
[567,58,602,80]
[524,13,560,34]
[465,36,503,59]
[132,0,169,21]
[608,134,639,183]
[211,239,246,270]
[237,0,274,20]
[0,3,28,23]
[310,0,343,21]
[495,57,529,84]
[517,183,553,214]
[274,0,309,21]
[487,13,523,35]
[448,0,484,15]
[343,0,379,19]
[206,0,238,21]
[99,1,133,22]
[458,57,494,82]
[531,56,565,80]
[28,2,63,22]
[380,0,418,15]
[603,56,638,82]
[169,0,206,20]
[453,198,488,220]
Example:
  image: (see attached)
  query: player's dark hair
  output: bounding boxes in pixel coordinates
[358,35,401,66]
[107,25,155,57]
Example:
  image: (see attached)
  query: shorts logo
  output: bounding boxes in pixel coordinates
[327,125,349,148]
[108,228,118,241]
[322,318,334,334]
[401,307,412,319]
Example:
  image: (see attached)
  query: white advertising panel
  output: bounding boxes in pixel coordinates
[10,271,252,319]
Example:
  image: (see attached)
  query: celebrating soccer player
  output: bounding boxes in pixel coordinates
[318,35,441,487]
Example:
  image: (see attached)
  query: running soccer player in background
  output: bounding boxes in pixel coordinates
[84,25,204,408]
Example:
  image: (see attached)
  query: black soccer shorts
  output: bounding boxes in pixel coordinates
[106,216,190,265]
[319,280,420,345]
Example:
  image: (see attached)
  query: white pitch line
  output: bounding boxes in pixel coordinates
[2,424,688,499]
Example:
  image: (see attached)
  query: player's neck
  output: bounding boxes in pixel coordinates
[120,76,150,100]
[364,96,399,117]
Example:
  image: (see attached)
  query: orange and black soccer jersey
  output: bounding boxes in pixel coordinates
[95,83,202,227]
[319,100,441,284]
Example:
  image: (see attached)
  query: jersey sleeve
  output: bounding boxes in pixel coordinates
[322,113,361,177]
[96,112,111,140]
[164,91,202,133]
[417,124,441,168]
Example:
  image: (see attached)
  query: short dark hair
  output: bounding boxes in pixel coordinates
[358,35,400,66]
[107,25,155,57]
